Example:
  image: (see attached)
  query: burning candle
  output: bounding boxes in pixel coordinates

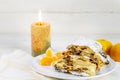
[31,10,51,57]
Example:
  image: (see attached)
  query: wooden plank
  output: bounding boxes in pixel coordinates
[0,13,120,34]
[0,0,120,12]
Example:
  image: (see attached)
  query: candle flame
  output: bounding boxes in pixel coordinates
[38,10,43,22]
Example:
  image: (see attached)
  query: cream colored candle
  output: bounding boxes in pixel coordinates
[31,22,50,57]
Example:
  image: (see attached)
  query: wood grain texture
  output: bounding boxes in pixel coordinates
[0,0,120,34]
[0,13,120,34]
[0,0,120,12]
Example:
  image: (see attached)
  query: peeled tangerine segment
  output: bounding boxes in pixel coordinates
[45,48,53,57]
[40,49,63,66]
[52,56,58,61]
[55,52,62,59]
[40,56,53,66]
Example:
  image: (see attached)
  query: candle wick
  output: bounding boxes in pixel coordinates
[39,22,43,25]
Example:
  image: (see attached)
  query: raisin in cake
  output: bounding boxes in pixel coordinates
[52,45,109,76]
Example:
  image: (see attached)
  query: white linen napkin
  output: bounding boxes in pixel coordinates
[0,49,57,80]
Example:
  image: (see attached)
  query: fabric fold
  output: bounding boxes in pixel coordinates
[0,49,56,80]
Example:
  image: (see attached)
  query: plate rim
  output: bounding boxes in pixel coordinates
[31,54,117,80]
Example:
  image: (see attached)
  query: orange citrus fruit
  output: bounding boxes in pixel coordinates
[39,48,62,66]
[109,43,120,62]
[40,48,63,66]
[40,56,53,66]
[45,48,53,57]
[40,48,53,66]
[97,39,112,54]
[52,56,58,61]
[55,51,62,59]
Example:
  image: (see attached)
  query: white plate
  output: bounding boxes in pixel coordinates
[32,55,117,80]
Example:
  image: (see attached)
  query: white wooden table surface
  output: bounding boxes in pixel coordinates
[0,34,120,80]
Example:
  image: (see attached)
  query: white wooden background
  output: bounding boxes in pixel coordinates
[0,0,120,54]
[0,0,120,35]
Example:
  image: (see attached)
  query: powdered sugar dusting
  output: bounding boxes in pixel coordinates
[73,37,109,63]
